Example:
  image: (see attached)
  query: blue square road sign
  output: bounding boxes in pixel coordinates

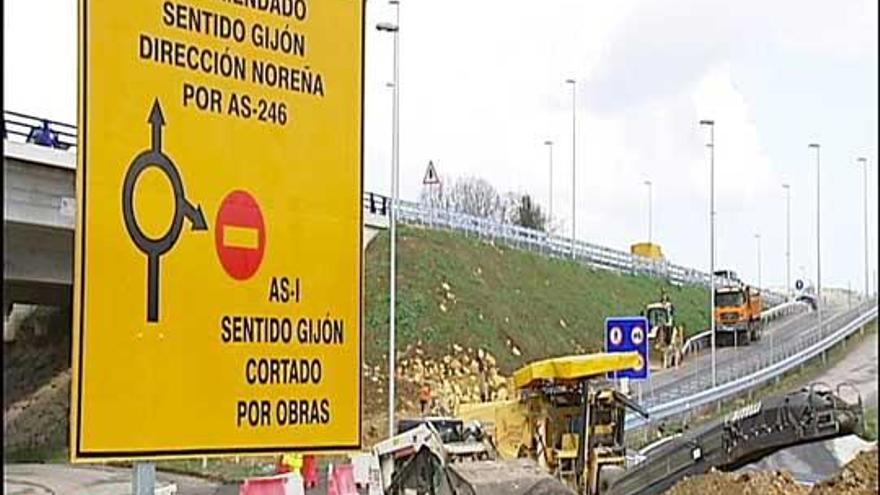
[605,316,650,380]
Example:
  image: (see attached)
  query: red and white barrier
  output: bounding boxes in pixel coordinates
[239,473,304,495]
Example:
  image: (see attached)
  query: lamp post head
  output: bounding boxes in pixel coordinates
[544,140,553,146]
[699,119,714,126]
[376,22,399,32]
[857,157,867,164]
[782,183,790,189]
[808,143,820,149]
[644,180,652,186]
[565,78,576,85]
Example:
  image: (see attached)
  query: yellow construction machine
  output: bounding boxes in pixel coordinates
[457,351,649,494]
[644,291,684,369]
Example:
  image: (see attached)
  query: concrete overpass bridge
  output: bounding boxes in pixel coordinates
[4,140,75,310]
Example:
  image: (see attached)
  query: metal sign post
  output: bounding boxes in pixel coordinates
[423,160,440,229]
[133,462,155,495]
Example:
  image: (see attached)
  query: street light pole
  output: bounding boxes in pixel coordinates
[545,140,554,225]
[755,233,762,289]
[644,180,653,244]
[700,119,716,388]
[782,184,791,299]
[566,79,577,259]
[377,2,400,438]
[809,143,821,334]
[755,230,771,357]
[857,157,868,299]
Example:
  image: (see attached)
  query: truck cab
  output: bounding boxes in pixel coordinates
[713,269,740,286]
[714,283,763,346]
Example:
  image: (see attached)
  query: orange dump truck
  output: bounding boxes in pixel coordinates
[714,279,764,346]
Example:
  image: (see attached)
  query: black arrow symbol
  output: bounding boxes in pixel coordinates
[149,98,165,151]
[182,201,208,231]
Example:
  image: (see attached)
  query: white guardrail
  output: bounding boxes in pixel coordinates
[627,301,879,429]
[759,300,806,321]
[393,198,788,304]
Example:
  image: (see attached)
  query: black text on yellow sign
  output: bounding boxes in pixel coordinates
[71,0,364,461]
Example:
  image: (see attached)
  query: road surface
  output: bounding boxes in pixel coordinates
[3,464,233,495]
[637,304,857,407]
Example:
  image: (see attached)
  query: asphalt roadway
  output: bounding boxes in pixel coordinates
[3,463,344,495]
[635,304,859,407]
[3,464,233,495]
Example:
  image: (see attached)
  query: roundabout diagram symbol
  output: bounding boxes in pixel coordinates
[122,99,208,322]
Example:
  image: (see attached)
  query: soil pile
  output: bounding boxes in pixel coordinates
[811,448,878,495]
[3,307,70,459]
[665,447,878,495]
[665,469,808,495]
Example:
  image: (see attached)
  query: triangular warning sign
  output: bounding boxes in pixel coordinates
[423,160,440,185]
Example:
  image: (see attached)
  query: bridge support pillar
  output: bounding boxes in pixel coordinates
[3,315,15,343]
[3,304,52,342]
[4,304,36,342]
[821,351,827,365]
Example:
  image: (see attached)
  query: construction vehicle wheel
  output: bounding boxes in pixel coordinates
[598,465,626,493]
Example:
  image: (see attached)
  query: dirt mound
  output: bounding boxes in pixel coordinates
[665,448,879,495]
[665,469,808,495]
[3,369,70,455]
[360,342,514,447]
[3,307,70,408]
[811,448,878,495]
[3,306,71,459]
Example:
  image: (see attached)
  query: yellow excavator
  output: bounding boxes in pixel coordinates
[457,351,648,494]
[644,291,684,369]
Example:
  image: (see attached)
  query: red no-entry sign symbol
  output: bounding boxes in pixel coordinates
[215,190,266,280]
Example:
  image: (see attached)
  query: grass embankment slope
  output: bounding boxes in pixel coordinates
[365,225,710,372]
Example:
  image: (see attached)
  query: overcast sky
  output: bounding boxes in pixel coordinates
[4,0,878,292]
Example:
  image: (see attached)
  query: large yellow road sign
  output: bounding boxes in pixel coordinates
[72,0,363,461]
